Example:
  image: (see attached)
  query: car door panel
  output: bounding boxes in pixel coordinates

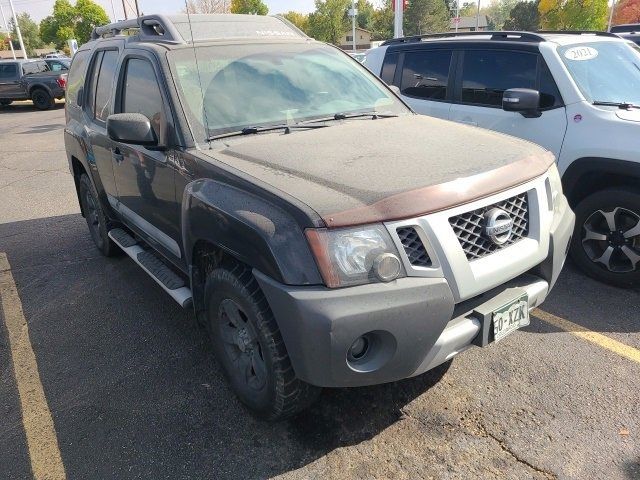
[111,54,181,260]
[449,49,567,157]
[0,63,23,98]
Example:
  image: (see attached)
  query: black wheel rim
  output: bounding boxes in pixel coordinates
[33,92,47,108]
[581,207,640,273]
[218,299,267,392]
[83,187,102,247]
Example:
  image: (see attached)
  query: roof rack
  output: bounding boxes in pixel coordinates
[381,31,547,46]
[536,30,620,38]
[91,14,183,43]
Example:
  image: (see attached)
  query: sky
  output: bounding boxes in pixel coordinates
[0,0,318,24]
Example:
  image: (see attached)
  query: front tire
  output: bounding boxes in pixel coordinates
[78,174,118,257]
[205,264,320,420]
[570,188,640,287]
[31,89,54,110]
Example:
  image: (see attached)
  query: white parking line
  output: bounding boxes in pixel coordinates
[0,253,66,480]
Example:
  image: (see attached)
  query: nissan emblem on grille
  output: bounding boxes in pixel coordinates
[484,208,514,245]
[449,192,529,261]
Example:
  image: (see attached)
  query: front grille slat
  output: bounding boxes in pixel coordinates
[396,227,431,267]
[449,192,529,261]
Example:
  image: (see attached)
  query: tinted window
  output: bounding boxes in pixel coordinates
[122,58,163,138]
[400,50,452,100]
[86,51,104,116]
[37,61,50,72]
[461,50,537,107]
[94,50,119,122]
[0,63,18,79]
[22,62,38,75]
[380,52,398,84]
[66,51,89,107]
[539,61,562,109]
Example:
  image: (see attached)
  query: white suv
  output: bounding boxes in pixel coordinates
[365,31,640,287]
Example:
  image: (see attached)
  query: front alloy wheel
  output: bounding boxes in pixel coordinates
[582,207,640,273]
[571,188,640,287]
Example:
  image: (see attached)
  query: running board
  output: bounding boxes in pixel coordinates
[108,229,193,308]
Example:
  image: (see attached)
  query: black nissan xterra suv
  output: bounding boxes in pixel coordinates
[65,14,574,419]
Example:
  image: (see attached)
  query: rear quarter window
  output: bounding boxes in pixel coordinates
[67,51,89,108]
[0,63,18,79]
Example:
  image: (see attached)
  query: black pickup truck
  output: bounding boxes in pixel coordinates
[65,14,573,419]
[0,59,66,109]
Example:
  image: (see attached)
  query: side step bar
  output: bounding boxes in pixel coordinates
[108,229,193,308]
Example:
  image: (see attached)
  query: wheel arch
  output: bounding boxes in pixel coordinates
[183,179,323,318]
[28,83,54,97]
[562,157,640,208]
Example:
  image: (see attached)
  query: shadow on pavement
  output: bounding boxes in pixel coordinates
[0,101,65,115]
[0,213,450,479]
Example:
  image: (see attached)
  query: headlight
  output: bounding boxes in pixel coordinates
[306,225,406,288]
[545,163,563,211]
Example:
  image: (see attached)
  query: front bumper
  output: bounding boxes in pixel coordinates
[255,196,574,388]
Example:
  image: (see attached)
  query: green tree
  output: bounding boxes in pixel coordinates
[404,0,450,35]
[39,0,109,48]
[481,0,518,30]
[10,13,43,57]
[539,0,608,29]
[371,0,393,40]
[356,0,375,30]
[503,0,540,29]
[458,1,478,16]
[308,0,350,44]
[230,0,268,15]
[282,11,310,33]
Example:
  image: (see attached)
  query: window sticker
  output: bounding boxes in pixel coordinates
[564,46,599,61]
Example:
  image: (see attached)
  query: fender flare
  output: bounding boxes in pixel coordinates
[182,178,323,286]
[64,129,111,218]
[28,82,54,98]
[562,157,640,205]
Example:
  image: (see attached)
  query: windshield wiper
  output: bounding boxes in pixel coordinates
[302,111,399,124]
[207,123,327,141]
[592,100,640,110]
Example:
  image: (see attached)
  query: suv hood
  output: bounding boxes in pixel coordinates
[206,115,554,227]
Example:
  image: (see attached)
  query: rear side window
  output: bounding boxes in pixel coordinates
[94,50,119,122]
[22,62,37,75]
[86,51,103,116]
[380,52,398,84]
[121,58,163,139]
[66,51,89,107]
[0,63,17,79]
[461,50,537,107]
[400,50,452,100]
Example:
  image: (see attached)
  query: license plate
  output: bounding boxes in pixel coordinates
[492,294,529,343]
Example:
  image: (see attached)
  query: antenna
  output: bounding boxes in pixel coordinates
[183,4,212,149]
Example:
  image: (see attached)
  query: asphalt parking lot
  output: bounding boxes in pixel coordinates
[0,104,638,480]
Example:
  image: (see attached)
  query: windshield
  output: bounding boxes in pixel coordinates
[558,41,640,105]
[168,43,409,141]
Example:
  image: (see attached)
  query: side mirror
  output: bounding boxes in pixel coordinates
[107,113,157,146]
[502,88,541,118]
[388,85,401,96]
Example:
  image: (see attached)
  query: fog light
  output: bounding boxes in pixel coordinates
[349,336,369,360]
[373,253,402,282]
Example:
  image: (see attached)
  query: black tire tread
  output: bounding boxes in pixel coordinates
[206,262,320,420]
[79,174,118,257]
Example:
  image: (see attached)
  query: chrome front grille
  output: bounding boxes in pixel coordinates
[396,226,431,267]
[449,192,529,261]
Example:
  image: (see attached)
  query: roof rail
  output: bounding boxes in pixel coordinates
[536,30,620,38]
[381,31,547,46]
[90,14,183,43]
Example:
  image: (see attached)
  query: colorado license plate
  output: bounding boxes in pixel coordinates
[492,294,530,343]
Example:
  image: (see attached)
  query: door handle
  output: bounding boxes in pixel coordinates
[112,147,124,164]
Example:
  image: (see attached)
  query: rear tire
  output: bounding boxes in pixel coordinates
[570,188,640,287]
[78,174,118,257]
[205,264,320,420]
[31,89,54,110]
